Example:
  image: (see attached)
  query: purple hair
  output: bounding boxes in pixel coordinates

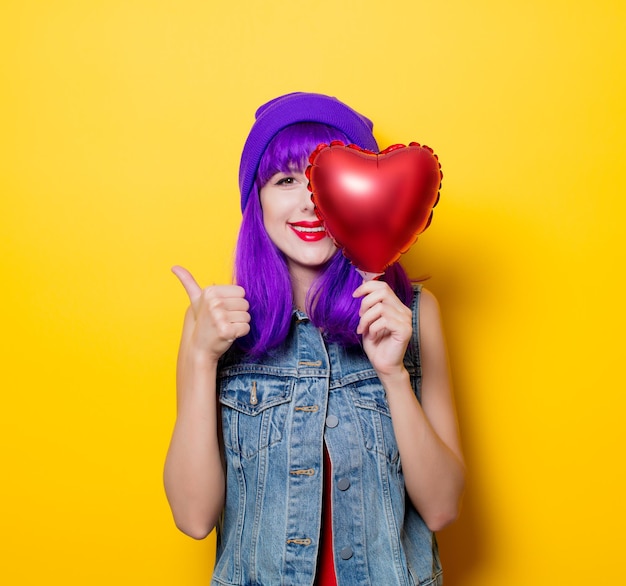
[234,123,413,358]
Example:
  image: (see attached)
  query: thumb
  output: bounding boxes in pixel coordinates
[171,265,202,304]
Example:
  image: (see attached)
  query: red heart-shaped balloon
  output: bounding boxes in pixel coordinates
[306,141,442,275]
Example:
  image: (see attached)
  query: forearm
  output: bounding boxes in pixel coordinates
[164,351,225,539]
[381,369,465,532]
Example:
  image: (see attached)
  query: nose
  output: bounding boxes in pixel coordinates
[299,184,314,212]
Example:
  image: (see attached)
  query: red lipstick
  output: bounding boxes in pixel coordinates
[289,221,327,242]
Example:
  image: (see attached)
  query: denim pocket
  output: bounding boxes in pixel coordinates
[219,374,294,459]
[349,375,399,464]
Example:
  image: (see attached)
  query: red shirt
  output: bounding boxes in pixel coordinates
[315,445,337,585]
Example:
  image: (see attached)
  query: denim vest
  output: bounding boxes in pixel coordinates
[213,286,442,586]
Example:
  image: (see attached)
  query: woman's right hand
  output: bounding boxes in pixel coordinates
[172,265,251,362]
[165,266,245,538]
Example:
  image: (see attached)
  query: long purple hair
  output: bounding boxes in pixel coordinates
[234,122,413,358]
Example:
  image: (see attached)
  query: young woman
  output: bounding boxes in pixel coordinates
[164,92,465,586]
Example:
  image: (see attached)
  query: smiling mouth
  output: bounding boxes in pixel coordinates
[289,222,327,241]
[291,225,325,233]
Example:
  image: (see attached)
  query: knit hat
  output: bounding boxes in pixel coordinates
[238,92,379,211]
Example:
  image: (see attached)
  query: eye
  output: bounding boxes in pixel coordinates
[275,175,296,186]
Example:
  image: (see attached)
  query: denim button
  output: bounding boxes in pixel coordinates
[325,415,339,428]
[340,546,353,560]
[337,478,350,491]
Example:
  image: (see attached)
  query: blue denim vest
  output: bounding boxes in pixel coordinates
[213,286,442,586]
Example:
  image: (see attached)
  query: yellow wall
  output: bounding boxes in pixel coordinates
[2,1,624,584]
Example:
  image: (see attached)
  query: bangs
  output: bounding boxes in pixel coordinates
[256,122,349,188]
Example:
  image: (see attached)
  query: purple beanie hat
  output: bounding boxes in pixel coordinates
[238,92,379,211]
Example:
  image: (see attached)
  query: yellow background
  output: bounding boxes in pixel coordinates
[2,1,624,584]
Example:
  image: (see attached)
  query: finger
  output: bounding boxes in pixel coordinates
[232,322,251,340]
[358,301,410,336]
[224,310,251,324]
[217,320,251,343]
[357,303,384,335]
[366,315,394,340]
[357,289,387,316]
[360,290,410,320]
[172,265,203,303]
[202,285,247,300]
[353,279,387,299]
[205,292,249,311]
[353,281,397,308]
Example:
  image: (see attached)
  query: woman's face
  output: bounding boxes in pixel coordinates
[260,170,337,279]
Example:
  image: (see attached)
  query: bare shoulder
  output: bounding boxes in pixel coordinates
[418,287,439,311]
[416,287,449,374]
[418,287,444,333]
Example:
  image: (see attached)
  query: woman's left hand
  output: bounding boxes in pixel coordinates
[353,280,413,377]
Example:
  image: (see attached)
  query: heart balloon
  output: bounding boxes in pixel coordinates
[306,141,442,276]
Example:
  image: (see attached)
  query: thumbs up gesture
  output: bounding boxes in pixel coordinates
[172,266,251,362]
